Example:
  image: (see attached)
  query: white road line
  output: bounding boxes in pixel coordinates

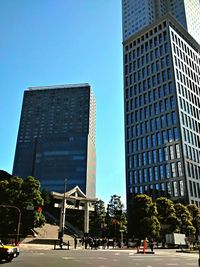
[166,264,179,266]
[62,257,75,260]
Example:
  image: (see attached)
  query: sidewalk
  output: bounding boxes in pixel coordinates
[19,243,55,251]
[19,243,197,255]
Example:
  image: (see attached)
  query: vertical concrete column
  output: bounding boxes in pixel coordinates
[84,201,89,234]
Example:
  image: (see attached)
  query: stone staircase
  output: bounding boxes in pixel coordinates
[21,223,74,246]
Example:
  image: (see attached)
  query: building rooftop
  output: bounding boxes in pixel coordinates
[27,83,90,91]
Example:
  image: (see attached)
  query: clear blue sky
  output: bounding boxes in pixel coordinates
[0,0,125,206]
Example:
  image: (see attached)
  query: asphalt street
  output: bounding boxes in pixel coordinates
[2,248,199,267]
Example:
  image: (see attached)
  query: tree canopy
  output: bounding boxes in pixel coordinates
[156,197,179,239]
[0,173,45,239]
[105,195,127,238]
[132,194,160,239]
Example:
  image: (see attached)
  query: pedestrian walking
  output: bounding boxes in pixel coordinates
[136,239,140,253]
[149,238,154,252]
[143,239,147,254]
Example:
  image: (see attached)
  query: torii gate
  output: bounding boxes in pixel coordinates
[52,185,98,238]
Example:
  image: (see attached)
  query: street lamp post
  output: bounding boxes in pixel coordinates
[0,205,21,244]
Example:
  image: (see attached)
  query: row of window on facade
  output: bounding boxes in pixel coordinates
[125,68,172,89]
[174,54,199,79]
[187,162,200,181]
[125,63,172,89]
[175,68,199,91]
[125,25,167,52]
[125,53,170,82]
[25,94,89,106]
[173,46,199,79]
[126,95,175,114]
[177,82,200,108]
[129,162,183,184]
[128,145,181,169]
[127,109,177,129]
[125,80,173,100]
[171,30,200,65]
[128,140,181,161]
[127,120,179,142]
[189,180,200,200]
[182,127,200,148]
[130,179,184,198]
[179,96,200,121]
[124,44,170,74]
[184,144,200,164]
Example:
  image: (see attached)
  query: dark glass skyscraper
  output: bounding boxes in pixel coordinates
[122,0,200,232]
[13,84,96,197]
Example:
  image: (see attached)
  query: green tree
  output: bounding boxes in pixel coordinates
[106,195,127,239]
[89,200,106,237]
[132,194,160,239]
[174,203,195,236]
[0,174,45,238]
[156,197,179,240]
[187,204,200,238]
[21,176,45,232]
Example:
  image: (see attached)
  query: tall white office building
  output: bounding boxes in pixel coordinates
[122,0,200,235]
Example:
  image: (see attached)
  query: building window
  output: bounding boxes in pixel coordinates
[171,163,176,177]
[144,168,148,182]
[166,164,170,178]
[175,144,180,158]
[169,146,174,160]
[173,181,179,197]
[160,165,164,179]
[152,134,156,147]
[154,166,158,181]
[174,127,179,141]
[148,151,152,164]
[189,180,193,197]
[168,129,173,142]
[153,150,157,163]
[177,162,183,176]
[162,131,167,144]
[167,182,172,196]
[180,180,184,196]
[149,167,153,181]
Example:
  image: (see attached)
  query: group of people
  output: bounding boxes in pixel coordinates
[74,237,119,250]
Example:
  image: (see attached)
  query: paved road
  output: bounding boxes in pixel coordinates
[4,249,199,267]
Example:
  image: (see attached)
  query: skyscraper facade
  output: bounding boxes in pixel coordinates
[122,0,200,231]
[13,84,96,197]
[122,0,200,43]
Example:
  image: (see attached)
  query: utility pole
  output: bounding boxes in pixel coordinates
[58,178,67,247]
